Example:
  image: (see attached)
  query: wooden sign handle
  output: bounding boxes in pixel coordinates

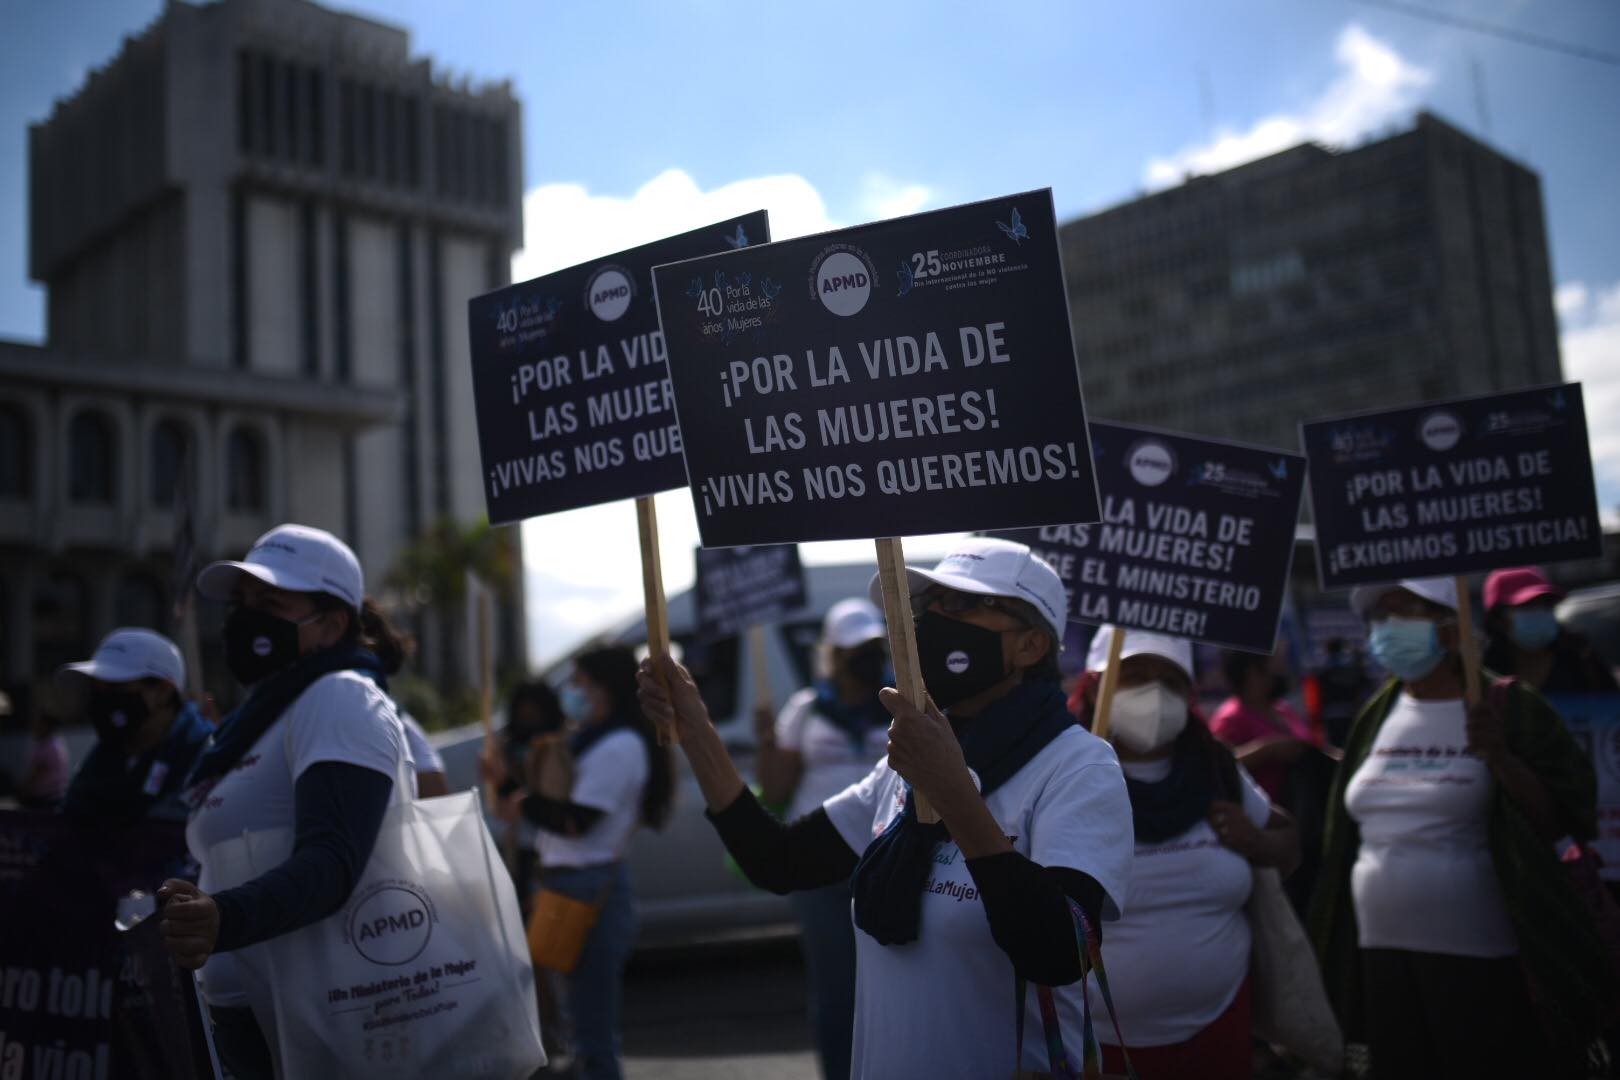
[1091,628,1126,741]
[1454,575,1482,708]
[874,537,940,824]
[637,496,676,744]
[749,623,773,716]
[476,589,500,810]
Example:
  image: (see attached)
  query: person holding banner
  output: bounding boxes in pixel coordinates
[1483,566,1618,696]
[1209,650,1318,803]
[1071,626,1299,1079]
[1310,577,1615,1078]
[757,597,890,1080]
[57,627,212,824]
[158,524,414,1080]
[498,644,673,1080]
[636,538,1134,1078]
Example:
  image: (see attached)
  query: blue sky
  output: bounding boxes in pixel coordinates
[3,0,1617,660]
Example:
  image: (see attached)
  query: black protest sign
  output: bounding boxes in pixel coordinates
[0,811,212,1080]
[652,189,1100,546]
[694,544,808,638]
[1301,383,1601,589]
[467,212,770,524]
[988,422,1306,652]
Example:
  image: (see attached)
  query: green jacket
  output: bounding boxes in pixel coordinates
[1307,673,1616,1051]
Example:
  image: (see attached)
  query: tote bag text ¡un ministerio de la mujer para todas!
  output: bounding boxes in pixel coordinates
[203,742,545,1079]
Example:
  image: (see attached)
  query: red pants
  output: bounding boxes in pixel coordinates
[1100,977,1251,1080]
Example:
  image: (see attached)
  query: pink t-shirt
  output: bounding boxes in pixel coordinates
[1207,698,1314,801]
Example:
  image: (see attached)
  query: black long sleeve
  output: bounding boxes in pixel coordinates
[520,793,604,835]
[707,788,858,893]
[212,761,394,952]
[967,852,1104,986]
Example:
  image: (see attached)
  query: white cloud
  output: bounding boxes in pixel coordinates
[513,169,944,667]
[511,169,838,283]
[1558,280,1620,521]
[1144,25,1431,187]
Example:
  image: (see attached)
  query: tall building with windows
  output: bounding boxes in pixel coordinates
[0,0,523,716]
[1062,112,1563,452]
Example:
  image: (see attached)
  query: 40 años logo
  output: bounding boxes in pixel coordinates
[345,879,437,966]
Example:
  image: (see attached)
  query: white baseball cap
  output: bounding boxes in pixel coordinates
[57,628,185,692]
[1085,624,1195,683]
[823,598,886,649]
[197,523,364,610]
[1349,577,1459,620]
[869,537,1067,643]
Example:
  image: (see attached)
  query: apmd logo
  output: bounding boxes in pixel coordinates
[347,881,434,965]
[945,649,971,674]
[1418,410,1463,452]
[586,266,633,322]
[811,248,874,317]
[1126,440,1175,487]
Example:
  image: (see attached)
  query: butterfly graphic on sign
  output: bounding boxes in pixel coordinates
[996,207,1029,245]
[736,271,752,289]
[1268,459,1289,480]
[896,260,915,297]
[1547,389,1567,411]
[758,277,782,302]
[722,224,749,249]
[686,276,706,299]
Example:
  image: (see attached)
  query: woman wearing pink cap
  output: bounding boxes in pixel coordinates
[1482,566,1617,695]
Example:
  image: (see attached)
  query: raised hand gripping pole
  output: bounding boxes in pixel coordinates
[749,623,773,716]
[1090,628,1127,741]
[874,536,941,824]
[1454,575,1482,708]
[637,496,676,744]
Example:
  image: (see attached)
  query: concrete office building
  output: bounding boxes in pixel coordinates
[1062,112,1564,452]
[0,0,524,715]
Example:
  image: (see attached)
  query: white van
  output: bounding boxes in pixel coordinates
[436,561,885,948]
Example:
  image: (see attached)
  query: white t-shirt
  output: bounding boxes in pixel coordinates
[776,687,890,820]
[1088,759,1271,1047]
[185,671,411,1007]
[399,712,445,774]
[823,725,1133,1078]
[1345,693,1517,957]
[536,728,649,869]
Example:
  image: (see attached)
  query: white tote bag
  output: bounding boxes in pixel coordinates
[205,755,545,1079]
[1247,866,1343,1076]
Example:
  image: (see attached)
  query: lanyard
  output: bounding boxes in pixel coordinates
[1013,898,1136,1080]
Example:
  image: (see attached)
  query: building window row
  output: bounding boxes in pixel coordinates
[433,102,509,208]
[237,49,325,168]
[339,78,422,190]
[0,405,266,512]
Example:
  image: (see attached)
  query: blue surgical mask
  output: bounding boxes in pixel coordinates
[558,682,593,723]
[1509,610,1560,651]
[1368,617,1447,682]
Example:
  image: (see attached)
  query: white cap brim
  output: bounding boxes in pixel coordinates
[867,567,1062,641]
[56,659,147,691]
[1349,578,1459,620]
[197,560,318,602]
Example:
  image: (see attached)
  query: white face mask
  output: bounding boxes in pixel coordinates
[1108,681,1188,753]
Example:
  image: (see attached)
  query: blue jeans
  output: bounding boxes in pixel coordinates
[546,861,637,1080]
[790,883,856,1080]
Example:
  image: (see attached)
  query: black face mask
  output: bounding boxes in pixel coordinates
[88,688,149,747]
[223,605,306,686]
[843,645,888,688]
[915,610,1010,711]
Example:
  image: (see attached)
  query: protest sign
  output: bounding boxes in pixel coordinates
[1549,695,1620,880]
[0,811,211,1079]
[1301,383,1601,590]
[467,211,770,525]
[652,188,1100,547]
[694,544,807,640]
[989,421,1307,653]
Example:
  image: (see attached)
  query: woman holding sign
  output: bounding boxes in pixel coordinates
[1071,626,1298,1080]
[637,538,1134,1078]
[1310,577,1614,1079]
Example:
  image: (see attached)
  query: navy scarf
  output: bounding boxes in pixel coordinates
[1125,731,1232,844]
[810,679,888,751]
[850,678,1076,946]
[185,645,384,790]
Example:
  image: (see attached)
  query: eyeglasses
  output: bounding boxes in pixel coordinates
[912,587,1029,626]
